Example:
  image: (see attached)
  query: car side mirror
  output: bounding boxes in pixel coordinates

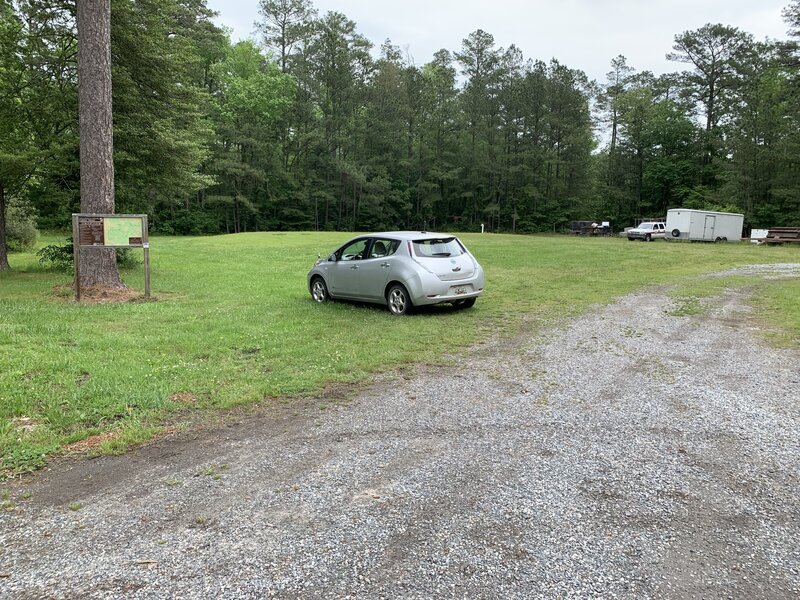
[328,254,337,262]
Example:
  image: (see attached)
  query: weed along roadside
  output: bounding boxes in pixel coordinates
[1,232,799,476]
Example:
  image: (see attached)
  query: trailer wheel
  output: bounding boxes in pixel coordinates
[671,229,681,238]
[722,237,728,242]
[714,237,723,243]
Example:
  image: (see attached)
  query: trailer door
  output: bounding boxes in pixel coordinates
[703,215,716,240]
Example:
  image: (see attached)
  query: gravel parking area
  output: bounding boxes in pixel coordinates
[2,266,799,599]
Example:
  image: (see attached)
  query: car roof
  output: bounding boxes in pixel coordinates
[366,231,457,241]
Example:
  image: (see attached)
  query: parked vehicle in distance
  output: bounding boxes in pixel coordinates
[627,222,666,241]
[307,232,485,315]
[665,209,744,242]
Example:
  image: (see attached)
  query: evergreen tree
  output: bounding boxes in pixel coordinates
[3,0,798,237]
[76,0,122,287]
[667,24,752,187]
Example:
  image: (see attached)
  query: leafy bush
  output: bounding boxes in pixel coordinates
[37,238,141,272]
[116,248,141,269]
[6,205,38,251]
[36,238,74,271]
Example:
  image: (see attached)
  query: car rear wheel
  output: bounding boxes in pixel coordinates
[311,277,329,303]
[387,284,411,316]
[453,298,476,309]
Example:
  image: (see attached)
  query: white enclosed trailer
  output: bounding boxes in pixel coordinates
[665,209,744,242]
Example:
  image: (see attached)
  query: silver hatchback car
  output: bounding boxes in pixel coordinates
[307,231,485,315]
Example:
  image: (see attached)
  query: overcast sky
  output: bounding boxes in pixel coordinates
[205,0,791,82]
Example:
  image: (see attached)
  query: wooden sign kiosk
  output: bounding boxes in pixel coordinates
[72,213,151,301]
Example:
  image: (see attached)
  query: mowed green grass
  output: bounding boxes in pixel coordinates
[1,232,798,474]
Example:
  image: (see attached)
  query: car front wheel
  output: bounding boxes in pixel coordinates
[311,277,329,303]
[387,284,411,316]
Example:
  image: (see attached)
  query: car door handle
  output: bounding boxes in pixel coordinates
[381,262,391,268]
[350,265,359,270]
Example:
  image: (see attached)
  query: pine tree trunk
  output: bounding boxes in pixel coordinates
[77,0,123,288]
[0,182,10,272]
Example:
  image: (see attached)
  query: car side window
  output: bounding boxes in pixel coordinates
[368,238,398,259]
[339,239,368,261]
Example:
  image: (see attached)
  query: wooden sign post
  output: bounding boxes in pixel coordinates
[72,213,150,301]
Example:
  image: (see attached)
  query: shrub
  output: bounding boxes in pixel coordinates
[37,238,141,272]
[116,248,141,269]
[5,205,38,251]
[36,238,74,271]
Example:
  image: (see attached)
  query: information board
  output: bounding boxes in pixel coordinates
[72,213,151,301]
[77,215,146,247]
[105,217,144,246]
[78,217,105,246]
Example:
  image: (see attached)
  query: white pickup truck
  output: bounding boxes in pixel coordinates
[627,222,666,241]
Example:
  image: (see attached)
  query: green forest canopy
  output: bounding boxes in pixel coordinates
[2,0,799,237]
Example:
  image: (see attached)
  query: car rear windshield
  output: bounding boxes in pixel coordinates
[412,237,464,257]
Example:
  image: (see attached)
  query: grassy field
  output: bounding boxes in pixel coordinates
[1,232,798,475]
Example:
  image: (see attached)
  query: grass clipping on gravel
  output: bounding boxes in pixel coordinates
[750,279,800,348]
[1,232,799,475]
[666,276,751,317]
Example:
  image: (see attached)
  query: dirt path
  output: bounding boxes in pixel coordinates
[2,267,799,599]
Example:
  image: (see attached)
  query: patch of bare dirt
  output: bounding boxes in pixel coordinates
[10,417,40,435]
[169,392,198,404]
[75,371,91,387]
[51,284,145,304]
[63,431,120,454]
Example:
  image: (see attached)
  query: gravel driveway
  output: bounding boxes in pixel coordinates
[2,265,799,599]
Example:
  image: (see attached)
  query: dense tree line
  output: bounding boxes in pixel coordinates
[1,0,799,266]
